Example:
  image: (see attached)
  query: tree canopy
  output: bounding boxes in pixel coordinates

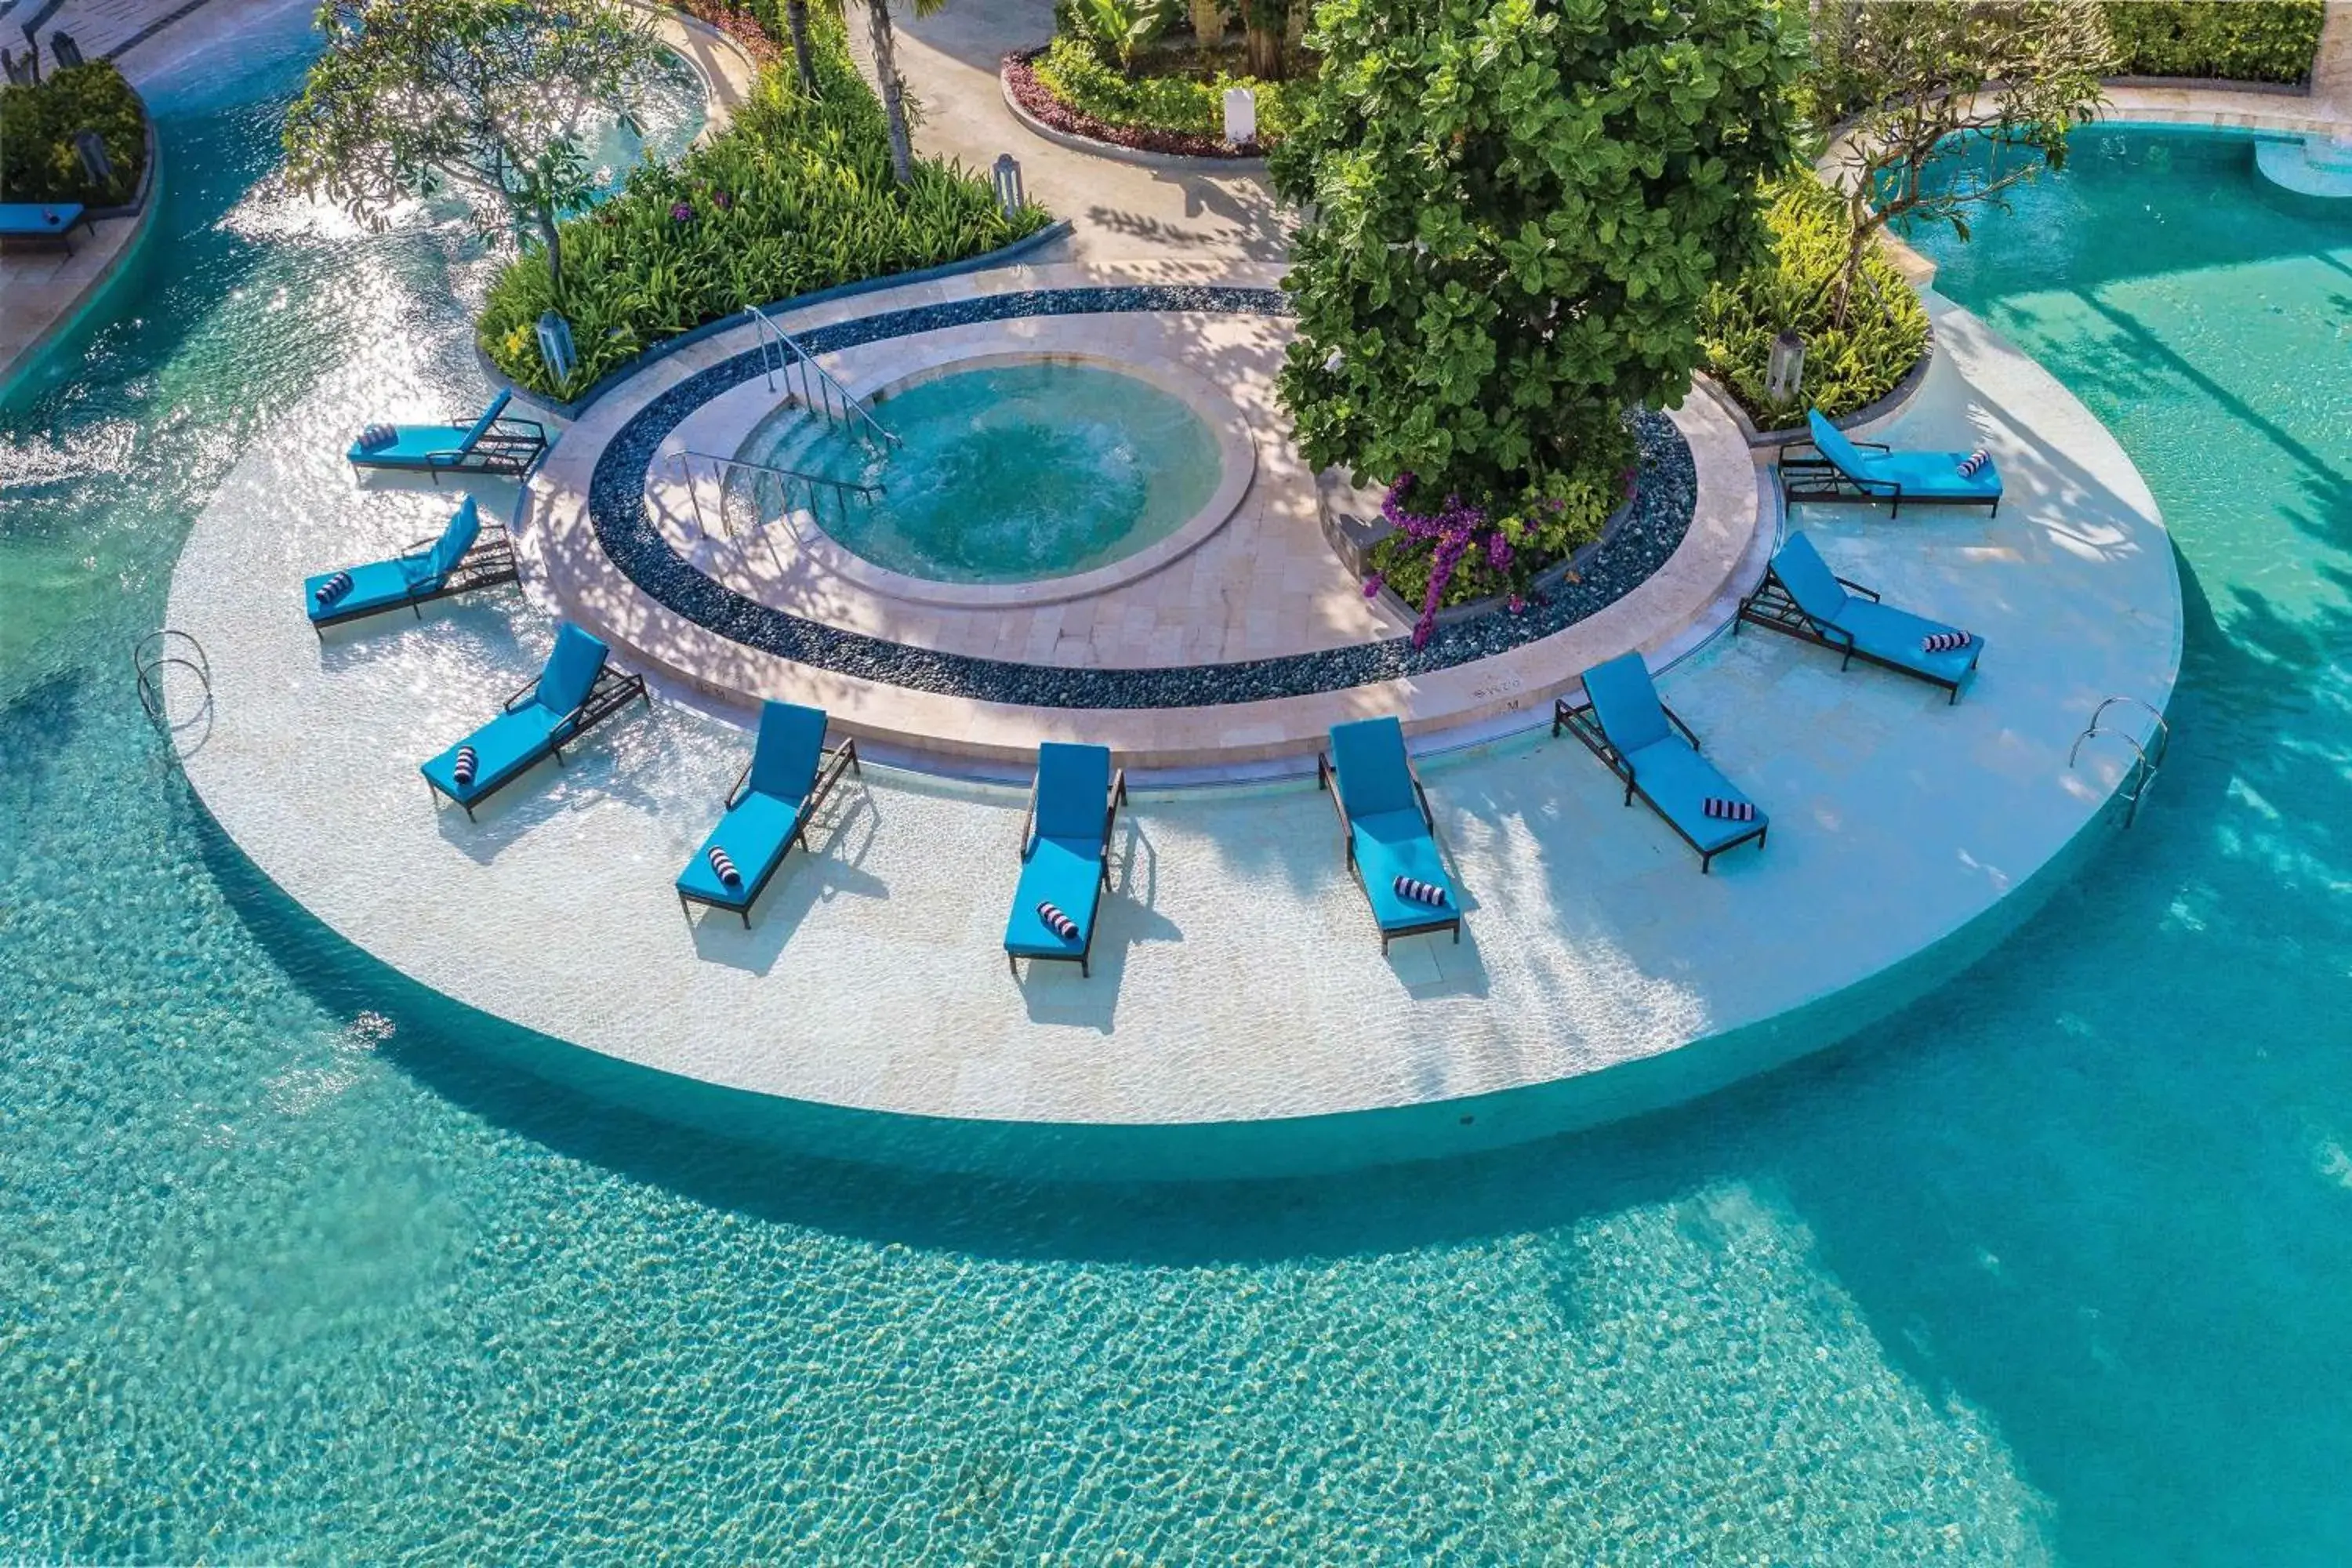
[281,0,664,292]
[1269,0,1805,517]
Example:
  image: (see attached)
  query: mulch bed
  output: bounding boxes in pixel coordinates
[1000,47,1268,161]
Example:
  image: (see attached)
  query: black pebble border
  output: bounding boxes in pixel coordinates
[586,285,1697,710]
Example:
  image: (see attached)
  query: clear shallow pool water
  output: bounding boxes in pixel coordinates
[745,361,1222,583]
[2,56,2350,1566]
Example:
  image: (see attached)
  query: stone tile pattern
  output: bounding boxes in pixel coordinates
[587,283,1698,710]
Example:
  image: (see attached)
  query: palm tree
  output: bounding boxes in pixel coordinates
[784,0,817,96]
[858,0,942,189]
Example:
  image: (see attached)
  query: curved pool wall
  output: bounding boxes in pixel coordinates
[9,40,2352,1560]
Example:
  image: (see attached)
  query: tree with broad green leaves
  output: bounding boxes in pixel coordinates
[281,0,663,297]
[1272,0,1805,542]
[1811,0,2114,328]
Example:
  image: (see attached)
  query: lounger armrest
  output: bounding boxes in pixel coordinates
[500,673,541,713]
[1775,437,1823,464]
[724,760,753,811]
[1659,701,1704,752]
[492,416,547,440]
[1017,775,1038,858]
[1408,765,1437,834]
[1101,768,1128,862]
[1316,750,1354,865]
[1834,575,1881,602]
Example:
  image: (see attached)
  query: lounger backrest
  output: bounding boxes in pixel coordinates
[1033,742,1112,841]
[1328,716,1416,818]
[456,388,514,455]
[425,497,482,579]
[1770,532,1849,623]
[1581,652,1671,753]
[749,700,828,801]
[1806,410,1878,480]
[534,622,609,716]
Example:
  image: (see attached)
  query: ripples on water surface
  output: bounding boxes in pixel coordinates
[3,40,2350,1562]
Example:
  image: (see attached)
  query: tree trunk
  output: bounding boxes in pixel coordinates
[1186,0,1222,45]
[1244,21,1282,78]
[865,0,915,187]
[1285,0,1308,53]
[538,205,565,299]
[786,0,817,97]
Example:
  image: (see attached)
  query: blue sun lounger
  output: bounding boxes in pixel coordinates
[419,623,647,820]
[675,701,861,927]
[1004,742,1127,978]
[0,201,93,253]
[1317,716,1463,950]
[301,496,519,635]
[1737,531,1986,702]
[1554,653,1768,873]
[1779,409,2002,517]
[347,388,547,481]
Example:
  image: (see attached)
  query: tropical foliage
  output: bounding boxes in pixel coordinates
[1029,33,1302,143]
[1272,0,1804,635]
[2102,0,2325,85]
[477,15,1048,399]
[282,0,664,294]
[1697,176,1929,424]
[0,61,147,205]
[1811,0,2113,328]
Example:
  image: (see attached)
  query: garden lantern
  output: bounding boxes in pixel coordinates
[1222,87,1257,147]
[49,30,82,67]
[1766,331,1806,408]
[72,130,111,190]
[535,310,577,389]
[991,154,1023,223]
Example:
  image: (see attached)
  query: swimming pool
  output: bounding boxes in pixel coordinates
[4,37,2350,1560]
[742,360,1224,583]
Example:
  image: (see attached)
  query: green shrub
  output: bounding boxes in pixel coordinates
[0,62,147,205]
[1698,176,1930,426]
[478,17,1049,398]
[1030,33,1301,140]
[2100,0,2324,85]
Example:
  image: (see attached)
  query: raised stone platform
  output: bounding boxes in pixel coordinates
[163,292,2182,1174]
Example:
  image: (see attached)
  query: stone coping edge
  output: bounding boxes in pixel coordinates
[998,47,1271,172]
[481,219,1078,422]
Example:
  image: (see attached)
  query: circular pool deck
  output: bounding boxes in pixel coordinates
[164,286,2180,1174]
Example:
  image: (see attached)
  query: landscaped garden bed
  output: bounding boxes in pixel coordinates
[0,60,149,206]
[1004,35,1302,160]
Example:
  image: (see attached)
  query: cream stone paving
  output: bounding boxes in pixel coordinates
[522,260,1762,768]
[165,292,2181,1147]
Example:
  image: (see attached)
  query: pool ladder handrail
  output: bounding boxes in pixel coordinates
[744,303,900,456]
[670,448,880,542]
[132,628,215,758]
[2068,695,2169,829]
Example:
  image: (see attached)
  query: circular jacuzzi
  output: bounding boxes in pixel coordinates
[726,354,1256,607]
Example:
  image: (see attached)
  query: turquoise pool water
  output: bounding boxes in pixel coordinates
[3,43,2350,1560]
[746,361,1223,583]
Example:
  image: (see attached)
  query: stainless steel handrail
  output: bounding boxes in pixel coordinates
[745,303,900,453]
[670,448,879,541]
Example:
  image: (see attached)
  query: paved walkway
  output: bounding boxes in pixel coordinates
[165,294,2180,1169]
[844,0,1289,264]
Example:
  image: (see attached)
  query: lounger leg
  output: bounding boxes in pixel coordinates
[1080,957,1090,978]
[739,909,750,930]
[1007,953,1018,978]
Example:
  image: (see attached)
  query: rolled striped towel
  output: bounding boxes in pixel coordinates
[1037,901,1079,941]
[1955,448,1991,478]
[356,423,397,452]
[1922,629,1972,653]
[452,744,477,789]
[1393,875,1448,907]
[1703,797,1757,822]
[707,844,740,887]
[314,570,354,605]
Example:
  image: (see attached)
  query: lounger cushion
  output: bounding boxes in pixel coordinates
[675,790,804,907]
[419,706,562,803]
[748,700,829,802]
[1581,652,1673,754]
[1769,533,1849,624]
[424,497,482,578]
[1328,716,1417,818]
[302,556,439,622]
[346,423,470,467]
[1004,835,1104,957]
[1868,449,2002,500]
[1622,739,1767,855]
[533,623,609,717]
[456,389,512,452]
[1351,809,1458,933]
[1832,599,1985,682]
[1033,742,1112,841]
[356,423,397,453]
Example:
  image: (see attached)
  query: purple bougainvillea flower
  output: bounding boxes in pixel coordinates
[1508,593,1527,615]
[671,201,695,223]
[713,190,732,210]
[1363,572,1384,598]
